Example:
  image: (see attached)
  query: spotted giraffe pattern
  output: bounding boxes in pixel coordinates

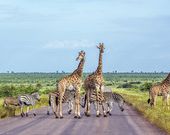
[160,73,170,109]
[84,43,106,117]
[55,51,85,119]
[148,84,161,106]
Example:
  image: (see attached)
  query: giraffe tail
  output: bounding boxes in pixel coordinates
[147,99,151,104]
[147,90,151,104]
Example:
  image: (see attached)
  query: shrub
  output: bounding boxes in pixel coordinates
[117,83,133,88]
[140,82,152,92]
[129,81,141,84]
[0,85,39,97]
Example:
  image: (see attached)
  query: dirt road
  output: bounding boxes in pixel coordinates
[0,104,167,135]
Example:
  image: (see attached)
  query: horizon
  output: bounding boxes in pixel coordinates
[0,0,170,73]
[0,71,168,74]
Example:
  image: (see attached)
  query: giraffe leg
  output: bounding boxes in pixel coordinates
[74,99,78,118]
[52,97,58,118]
[74,88,81,119]
[55,103,59,118]
[96,90,100,117]
[96,86,101,117]
[153,95,157,106]
[162,94,166,109]
[85,90,91,116]
[77,90,81,119]
[164,93,169,110]
[100,88,107,117]
[167,94,170,110]
[84,91,88,116]
[101,102,107,117]
[59,93,64,119]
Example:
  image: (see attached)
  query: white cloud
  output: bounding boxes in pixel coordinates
[44,40,95,49]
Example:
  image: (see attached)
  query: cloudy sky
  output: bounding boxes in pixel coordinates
[0,0,170,73]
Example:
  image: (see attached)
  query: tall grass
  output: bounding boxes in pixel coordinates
[113,88,170,134]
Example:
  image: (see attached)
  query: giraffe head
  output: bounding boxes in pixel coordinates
[76,50,85,61]
[97,43,105,53]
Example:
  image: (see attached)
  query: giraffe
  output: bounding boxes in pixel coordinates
[84,43,107,117]
[148,73,170,109]
[55,50,85,119]
[159,73,170,109]
[148,84,161,106]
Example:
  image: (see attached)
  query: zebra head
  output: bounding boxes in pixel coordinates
[32,92,40,101]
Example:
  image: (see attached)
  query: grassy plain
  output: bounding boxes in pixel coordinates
[0,72,169,133]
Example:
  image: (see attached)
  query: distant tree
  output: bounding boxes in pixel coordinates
[36,83,42,89]
[11,71,15,74]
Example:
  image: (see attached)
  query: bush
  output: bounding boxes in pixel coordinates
[105,81,113,86]
[117,83,133,88]
[129,81,141,84]
[140,82,152,92]
[0,85,39,97]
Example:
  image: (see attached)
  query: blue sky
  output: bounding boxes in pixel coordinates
[0,0,170,73]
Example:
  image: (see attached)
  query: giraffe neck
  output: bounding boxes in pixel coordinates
[72,58,85,77]
[162,74,170,85]
[95,50,103,75]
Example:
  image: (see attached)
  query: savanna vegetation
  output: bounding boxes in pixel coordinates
[0,72,169,133]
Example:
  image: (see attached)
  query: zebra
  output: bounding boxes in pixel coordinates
[47,89,75,116]
[18,92,40,117]
[81,87,125,116]
[100,86,125,114]
[105,92,125,115]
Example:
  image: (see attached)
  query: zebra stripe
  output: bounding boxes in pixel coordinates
[20,96,33,105]
[18,92,40,117]
[81,91,125,115]
[90,91,105,104]
[47,90,75,115]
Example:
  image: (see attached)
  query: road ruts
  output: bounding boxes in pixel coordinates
[0,104,167,135]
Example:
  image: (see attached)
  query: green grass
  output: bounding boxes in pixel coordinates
[113,88,170,134]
